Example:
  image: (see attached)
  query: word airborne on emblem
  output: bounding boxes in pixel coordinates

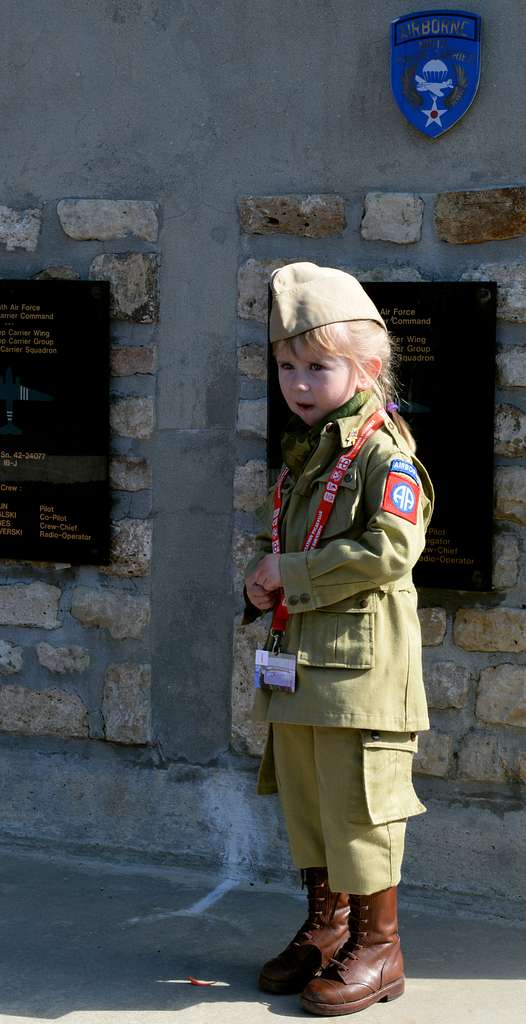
[391,9,482,138]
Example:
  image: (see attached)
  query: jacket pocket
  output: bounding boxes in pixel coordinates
[297,593,377,670]
[308,470,360,540]
[357,730,426,825]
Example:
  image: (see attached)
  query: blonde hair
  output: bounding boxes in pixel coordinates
[273,320,416,453]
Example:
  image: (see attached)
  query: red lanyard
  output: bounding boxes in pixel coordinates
[270,409,386,639]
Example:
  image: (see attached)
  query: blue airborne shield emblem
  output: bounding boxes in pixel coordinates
[391,10,482,137]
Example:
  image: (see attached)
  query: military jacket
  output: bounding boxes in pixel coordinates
[243,394,435,734]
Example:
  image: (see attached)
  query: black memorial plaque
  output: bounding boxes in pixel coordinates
[0,280,110,564]
[267,282,497,591]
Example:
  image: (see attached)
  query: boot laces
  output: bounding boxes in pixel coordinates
[328,901,369,968]
[291,872,332,946]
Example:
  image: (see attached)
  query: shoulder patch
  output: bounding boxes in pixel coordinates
[381,471,420,524]
[389,458,420,484]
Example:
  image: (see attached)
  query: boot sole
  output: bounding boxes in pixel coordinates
[300,977,405,1015]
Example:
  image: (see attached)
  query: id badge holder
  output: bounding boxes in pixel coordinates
[254,647,296,693]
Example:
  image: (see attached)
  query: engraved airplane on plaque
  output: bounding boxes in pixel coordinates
[0,366,53,434]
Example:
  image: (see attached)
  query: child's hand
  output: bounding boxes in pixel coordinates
[253,553,283,592]
[245,571,278,610]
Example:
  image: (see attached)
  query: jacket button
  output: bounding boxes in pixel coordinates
[300,593,310,603]
[371,731,380,741]
[288,595,299,606]
[344,473,352,482]
[359,599,368,608]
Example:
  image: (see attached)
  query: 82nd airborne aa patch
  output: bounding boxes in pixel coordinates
[381,471,420,524]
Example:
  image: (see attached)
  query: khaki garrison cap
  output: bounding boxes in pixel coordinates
[269,262,387,342]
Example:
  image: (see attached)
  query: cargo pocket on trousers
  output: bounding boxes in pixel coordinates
[359,730,426,825]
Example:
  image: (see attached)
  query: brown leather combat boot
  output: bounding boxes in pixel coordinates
[258,868,350,994]
[300,886,405,1015]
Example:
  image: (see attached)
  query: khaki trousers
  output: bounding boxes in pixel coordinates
[272,724,426,896]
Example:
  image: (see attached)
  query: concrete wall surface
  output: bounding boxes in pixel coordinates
[0,0,524,912]
[0,745,524,920]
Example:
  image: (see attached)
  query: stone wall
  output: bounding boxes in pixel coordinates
[233,190,526,791]
[2,187,524,847]
[0,200,158,749]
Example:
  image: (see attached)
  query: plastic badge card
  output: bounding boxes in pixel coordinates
[254,649,296,692]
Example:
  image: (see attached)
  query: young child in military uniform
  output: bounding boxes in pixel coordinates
[243,263,434,1016]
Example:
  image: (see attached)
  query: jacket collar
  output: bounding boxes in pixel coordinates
[281,390,373,479]
[331,392,383,448]
[289,428,338,495]
[286,393,415,496]
[289,394,380,495]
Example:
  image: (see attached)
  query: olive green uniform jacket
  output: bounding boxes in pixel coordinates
[243,395,434,792]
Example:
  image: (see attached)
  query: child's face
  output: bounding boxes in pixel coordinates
[276,339,363,426]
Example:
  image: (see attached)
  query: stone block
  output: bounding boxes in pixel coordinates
[461,264,526,322]
[102,662,151,744]
[110,396,154,439]
[457,734,506,782]
[424,661,471,709]
[500,747,525,782]
[232,527,259,593]
[496,346,526,388]
[0,206,41,251]
[0,685,88,737]
[110,456,151,492]
[418,607,446,646]
[237,399,267,439]
[0,583,60,629]
[0,641,23,675]
[232,618,269,756]
[70,587,150,640]
[454,608,526,652]
[33,265,80,281]
[238,343,267,380]
[101,519,152,577]
[413,732,452,777]
[361,193,424,244]
[492,533,519,590]
[58,199,159,242]
[495,466,526,525]
[357,266,425,282]
[476,664,526,728]
[111,346,156,376]
[37,643,90,675]
[237,258,292,323]
[435,187,526,244]
[494,404,526,457]
[240,194,346,237]
[89,253,159,322]
[233,460,267,512]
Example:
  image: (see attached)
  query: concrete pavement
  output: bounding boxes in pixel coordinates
[0,843,524,1024]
